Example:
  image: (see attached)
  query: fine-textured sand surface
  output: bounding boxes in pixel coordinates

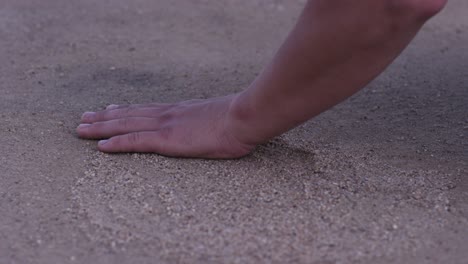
[1,0,467,263]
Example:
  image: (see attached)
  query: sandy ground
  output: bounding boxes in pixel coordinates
[0,0,467,263]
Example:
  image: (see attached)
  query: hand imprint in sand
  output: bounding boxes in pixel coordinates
[77,95,254,158]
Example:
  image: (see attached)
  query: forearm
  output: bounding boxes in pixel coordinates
[78,0,446,158]
[227,0,445,145]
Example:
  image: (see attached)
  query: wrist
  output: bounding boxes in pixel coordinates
[226,91,267,147]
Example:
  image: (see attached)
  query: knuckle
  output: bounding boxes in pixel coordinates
[109,107,133,120]
[124,106,135,113]
[100,110,115,120]
[87,122,102,134]
[127,132,141,144]
[93,111,105,121]
[158,127,173,141]
[118,107,132,118]
[159,111,175,123]
[117,118,130,128]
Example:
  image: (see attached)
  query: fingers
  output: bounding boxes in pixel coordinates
[106,103,172,111]
[77,117,163,139]
[97,130,179,155]
[81,105,172,123]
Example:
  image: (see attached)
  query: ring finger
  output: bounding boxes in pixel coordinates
[77,117,164,139]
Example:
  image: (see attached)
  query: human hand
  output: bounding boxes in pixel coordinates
[77,95,255,159]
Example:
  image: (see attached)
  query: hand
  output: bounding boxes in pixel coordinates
[77,95,255,158]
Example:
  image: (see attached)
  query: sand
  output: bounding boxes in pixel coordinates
[0,0,467,263]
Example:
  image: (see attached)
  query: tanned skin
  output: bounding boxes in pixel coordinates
[77,0,447,158]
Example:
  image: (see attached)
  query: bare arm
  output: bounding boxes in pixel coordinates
[226,0,446,145]
[77,0,446,158]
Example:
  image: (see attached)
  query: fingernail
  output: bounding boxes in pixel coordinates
[106,104,119,110]
[98,140,109,146]
[77,124,90,129]
[81,112,95,119]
